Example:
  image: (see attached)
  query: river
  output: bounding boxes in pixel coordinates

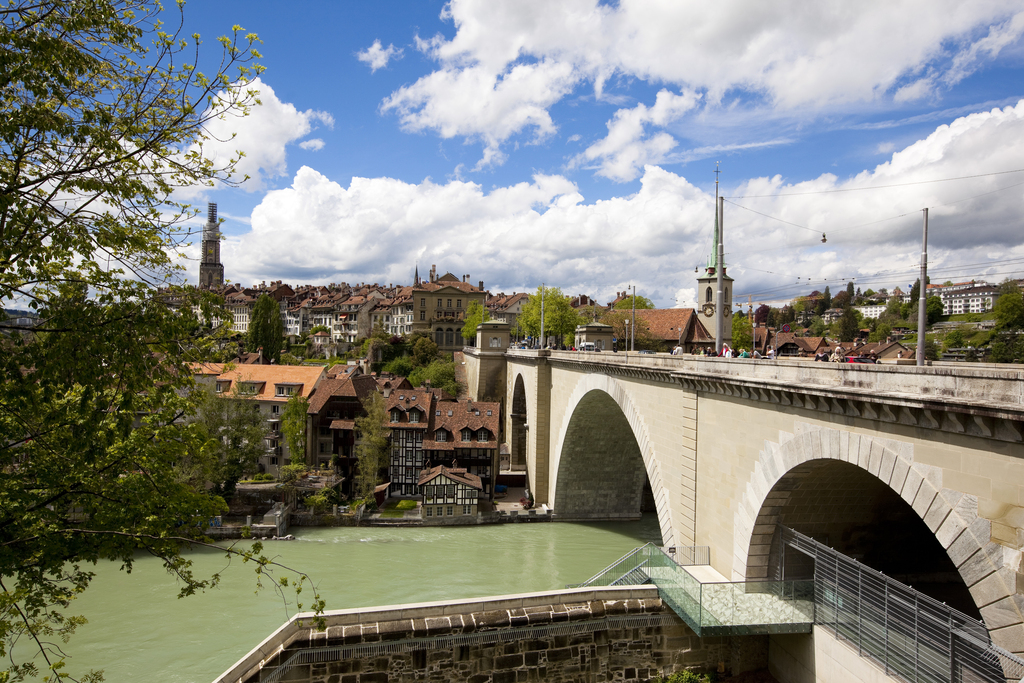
[39,519,661,683]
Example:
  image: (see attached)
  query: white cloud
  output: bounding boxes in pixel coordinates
[357,40,404,72]
[376,0,1024,166]
[300,138,325,151]
[207,100,1024,307]
[195,78,334,192]
[381,59,578,169]
[575,89,701,181]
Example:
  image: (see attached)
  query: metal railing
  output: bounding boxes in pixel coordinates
[781,526,1024,683]
[568,544,814,636]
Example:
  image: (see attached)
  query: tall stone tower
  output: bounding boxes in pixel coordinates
[199,202,224,288]
[696,209,732,345]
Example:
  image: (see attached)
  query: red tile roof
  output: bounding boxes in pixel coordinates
[417,465,483,490]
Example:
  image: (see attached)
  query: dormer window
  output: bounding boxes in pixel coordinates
[462,428,472,442]
[477,429,489,442]
[275,384,298,397]
[216,381,230,393]
[436,430,447,442]
[409,410,420,423]
[486,410,492,416]
[237,382,259,396]
[390,409,401,423]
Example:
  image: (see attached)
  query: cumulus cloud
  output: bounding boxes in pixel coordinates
[357,39,404,72]
[376,0,1024,167]
[299,138,325,151]
[575,89,701,181]
[195,78,334,192]
[201,100,1024,307]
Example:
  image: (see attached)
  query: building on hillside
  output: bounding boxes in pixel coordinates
[199,203,224,288]
[773,333,829,358]
[847,340,912,360]
[633,308,715,352]
[854,304,887,319]
[939,284,999,315]
[418,466,483,519]
[822,308,844,324]
[487,292,529,334]
[408,267,489,351]
[211,364,327,476]
[385,390,433,496]
[422,398,500,498]
[305,373,380,491]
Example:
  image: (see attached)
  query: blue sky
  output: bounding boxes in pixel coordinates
[177,1,1024,308]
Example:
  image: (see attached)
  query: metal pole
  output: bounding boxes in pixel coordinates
[917,208,928,366]
[716,196,725,354]
[540,283,545,349]
[631,284,636,352]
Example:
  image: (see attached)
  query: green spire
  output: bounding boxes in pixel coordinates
[706,209,719,272]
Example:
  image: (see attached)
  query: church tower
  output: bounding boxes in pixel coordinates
[696,207,733,345]
[199,202,224,288]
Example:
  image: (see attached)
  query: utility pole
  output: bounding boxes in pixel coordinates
[540,284,545,350]
[716,196,725,354]
[917,209,928,366]
[631,284,636,352]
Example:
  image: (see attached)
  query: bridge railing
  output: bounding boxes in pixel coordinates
[569,544,814,636]
[781,526,1024,683]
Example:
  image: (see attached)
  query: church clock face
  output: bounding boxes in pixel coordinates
[701,302,715,316]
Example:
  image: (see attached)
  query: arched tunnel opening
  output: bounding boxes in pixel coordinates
[756,459,981,620]
[554,389,657,521]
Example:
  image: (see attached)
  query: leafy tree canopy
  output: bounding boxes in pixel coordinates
[926,296,945,325]
[613,295,654,310]
[993,281,1024,330]
[409,358,461,397]
[518,286,583,345]
[353,392,389,501]
[248,293,284,362]
[731,314,753,352]
[0,3,322,679]
[281,393,310,466]
[461,300,491,341]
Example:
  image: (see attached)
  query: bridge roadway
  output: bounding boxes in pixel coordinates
[463,346,1024,660]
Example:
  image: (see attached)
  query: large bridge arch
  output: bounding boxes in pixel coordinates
[735,427,1024,650]
[551,373,674,547]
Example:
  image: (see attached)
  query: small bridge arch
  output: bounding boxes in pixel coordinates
[551,373,675,547]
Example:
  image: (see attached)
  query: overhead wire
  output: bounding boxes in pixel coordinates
[727,167,1024,199]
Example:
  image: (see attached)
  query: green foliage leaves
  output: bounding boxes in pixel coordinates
[612,295,654,310]
[518,286,583,345]
[281,393,309,466]
[194,389,270,492]
[731,313,753,351]
[993,282,1024,330]
[247,294,283,363]
[353,393,389,500]
[461,300,490,341]
[409,359,460,397]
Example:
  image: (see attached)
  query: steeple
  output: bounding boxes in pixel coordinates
[198,202,224,288]
[705,210,720,274]
[414,264,420,286]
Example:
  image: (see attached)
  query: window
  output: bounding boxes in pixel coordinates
[420,311,425,321]
[216,381,229,393]
[436,430,446,442]
[447,506,453,516]
[445,329,454,346]
[409,410,420,423]
[437,507,443,517]
[272,405,280,415]
[447,299,452,308]
[421,298,426,308]
[437,298,442,308]
[462,429,472,442]
[271,457,278,465]
[275,385,296,397]
[319,443,326,453]
[463,505,471,515]
[486,410,492,416]
[490,336,500,348]
[426,506,432,517]
[705,287,713,303]
[457,299,462,308]
[477,429,489,442]
[390,410,400,423]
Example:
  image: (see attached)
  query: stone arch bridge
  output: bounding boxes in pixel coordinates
[463,347,1024,658]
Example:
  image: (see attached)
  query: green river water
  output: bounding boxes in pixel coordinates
[38,518,661,683]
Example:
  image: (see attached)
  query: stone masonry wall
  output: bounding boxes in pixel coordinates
[216,588,761,683]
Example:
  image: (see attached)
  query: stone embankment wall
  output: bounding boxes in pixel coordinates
[215,587,763,683]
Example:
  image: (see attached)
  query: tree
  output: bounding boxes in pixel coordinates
[517,286,583,346]
[0,4,323,680]
[926,296,945,325]
[836,307,859,342]
[868,321,892,343]
[944,329,967,351]
[753,304,770,325]
[248,294,284,362]
[412,336,439,367]
[461,301,491,342]
[409,358,461,397]
[846,281,855,300]
[993,281,1024,330]
[353,392,390,501]
[817,286,832,315]
[194,388,271,491]
[281,394,309,466]
[731,314,753,351]
[383,357,415,377]
[831,290,851,309]
[613,294,655,310]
